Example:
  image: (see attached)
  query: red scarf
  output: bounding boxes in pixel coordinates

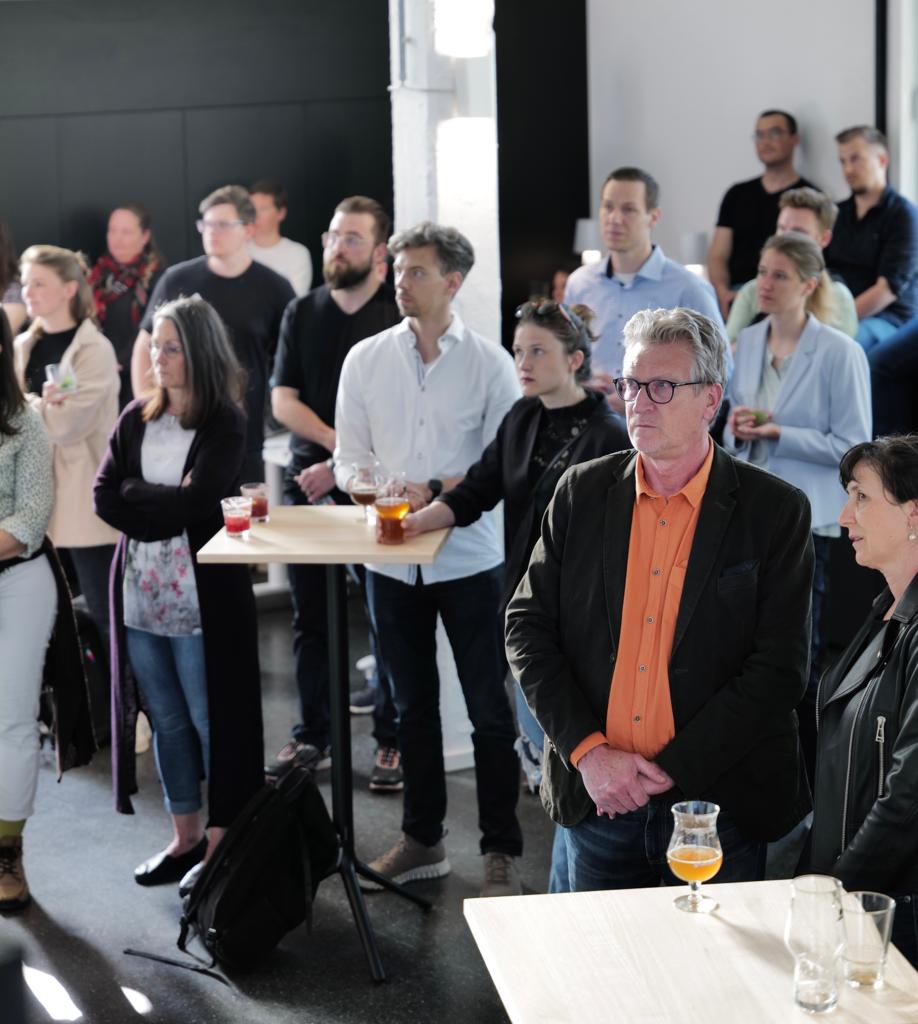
[88,250,161,329]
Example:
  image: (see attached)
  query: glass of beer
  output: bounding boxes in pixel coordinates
[240,482,269,523]
[374,473,410,545]
[666,800,723,913]
[348,457,382,523]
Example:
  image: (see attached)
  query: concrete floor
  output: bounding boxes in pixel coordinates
[1,597,807,1024]
[1,601,556,1024]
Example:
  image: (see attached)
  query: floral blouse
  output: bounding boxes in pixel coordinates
[0,406,53,556]
[123,414,201,635]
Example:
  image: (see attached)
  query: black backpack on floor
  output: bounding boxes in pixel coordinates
[177,752,339,970]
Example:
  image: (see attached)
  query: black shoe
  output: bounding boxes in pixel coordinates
[265,741,330,778]
[349,685,376,715]
[369,746,404,793]
[134,836,207,887]
[178,860,206,899]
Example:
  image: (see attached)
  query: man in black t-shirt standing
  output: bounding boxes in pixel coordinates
[269,195,402,790]
[708,109,815,319]
[131,185,294,482]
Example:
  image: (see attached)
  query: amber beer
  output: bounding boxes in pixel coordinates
[375,495,410,544]
[666,845,723,883]
[351,485,377,507]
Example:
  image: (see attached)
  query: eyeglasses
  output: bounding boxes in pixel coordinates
[322,231,371,250]
[515,300,584,332]
[753,127,790,141]
[196,219,245,234]
[613,377,705,404]
[150,343,184,359]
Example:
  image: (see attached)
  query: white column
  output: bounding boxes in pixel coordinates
[388,0,503,770]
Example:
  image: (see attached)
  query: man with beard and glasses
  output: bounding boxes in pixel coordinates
[267,196,403,788]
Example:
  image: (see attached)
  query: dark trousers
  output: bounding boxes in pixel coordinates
[868,316,918,437]
[365,566,523,856]
[65,544,116,672]
[564,798,766,892]
[799,534,832,788]
[283,477,397,749]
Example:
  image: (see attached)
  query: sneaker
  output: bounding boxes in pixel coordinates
[264,741,331,777]
[479,852,522,898]
[349,685,376,715]
[0,836,30,912]
[360,833,450,890]
[369,746,404,793]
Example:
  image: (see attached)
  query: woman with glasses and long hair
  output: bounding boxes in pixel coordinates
[403,299,629,891]
[15,244,120,665]
[95,295,263,894]
[723,232,871,782]
[88,203,164,409]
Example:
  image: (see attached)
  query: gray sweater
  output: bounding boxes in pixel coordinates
[0,405,54,556]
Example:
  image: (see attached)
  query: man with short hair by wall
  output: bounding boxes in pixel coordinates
[334,222,524,897]
[131,185,294,481]
[506,308,813,891]
[708,110,815,319]
[269,196,402,790]
[725,186,857,343]
[249,180,313,297]
[825,125,918,352]
[565,167,724,405]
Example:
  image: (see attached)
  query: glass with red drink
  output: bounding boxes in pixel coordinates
[241,482,269,522]
[221,496,253,540]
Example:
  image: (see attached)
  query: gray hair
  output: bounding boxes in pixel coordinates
[623,307,728,392]
[388,221,475,279]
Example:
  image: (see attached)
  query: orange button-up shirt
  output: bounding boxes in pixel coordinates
[571,440,715,766]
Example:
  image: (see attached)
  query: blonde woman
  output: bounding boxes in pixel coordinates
[15,245,119,662]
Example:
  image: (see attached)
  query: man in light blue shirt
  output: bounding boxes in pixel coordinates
[565,167,726,403]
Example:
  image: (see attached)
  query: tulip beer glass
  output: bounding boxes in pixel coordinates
[666,800,723,913]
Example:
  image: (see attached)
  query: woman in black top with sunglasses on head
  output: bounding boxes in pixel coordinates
[403,299,629,891]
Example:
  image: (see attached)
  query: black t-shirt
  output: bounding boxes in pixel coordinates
[717,175,816,285]
[24,326,77,395]
[272,283,401,471]
[141,256,295,455]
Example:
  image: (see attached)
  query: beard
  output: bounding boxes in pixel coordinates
[324,255,373,290]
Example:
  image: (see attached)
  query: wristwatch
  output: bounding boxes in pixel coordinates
[428,478,443,499]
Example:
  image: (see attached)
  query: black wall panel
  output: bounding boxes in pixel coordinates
[0,0,392,267]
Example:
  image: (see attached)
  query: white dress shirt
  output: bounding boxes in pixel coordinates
[334,312,520,584]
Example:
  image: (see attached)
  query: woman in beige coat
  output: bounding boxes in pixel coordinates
[15,245,119,661]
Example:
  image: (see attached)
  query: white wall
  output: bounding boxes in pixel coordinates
[586,0,875,264]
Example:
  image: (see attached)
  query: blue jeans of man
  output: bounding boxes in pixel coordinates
[283,476,397,749]
[868,316,918,436]
[564,796,766,892]
[366,566,522,855]
[126,627,208,815]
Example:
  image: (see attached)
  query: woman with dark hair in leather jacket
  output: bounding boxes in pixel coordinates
[808,435,918,967]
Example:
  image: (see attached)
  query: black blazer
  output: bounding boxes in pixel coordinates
[505,444,814,841]
[442,391,629,613]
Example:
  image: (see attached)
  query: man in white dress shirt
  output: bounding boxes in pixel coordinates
[334,222,524,897]
[249,180,313,297]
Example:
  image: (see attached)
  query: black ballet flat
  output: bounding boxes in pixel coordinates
[134,836,208,887]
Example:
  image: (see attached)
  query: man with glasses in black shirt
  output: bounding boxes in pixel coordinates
[268,196,402,790]
[131,185,294,482]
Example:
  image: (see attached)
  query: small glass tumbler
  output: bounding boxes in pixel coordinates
[241,482,269,523]
[221,496,252,540]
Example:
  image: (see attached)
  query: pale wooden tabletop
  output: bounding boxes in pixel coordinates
[196,504,450,565]
[464,879,918,1024]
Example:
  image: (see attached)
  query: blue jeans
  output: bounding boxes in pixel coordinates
[366,567,522,855]
[856,315,899,353]
[564,798,766,892]
[868,316,918,436]
[126,627,209,815]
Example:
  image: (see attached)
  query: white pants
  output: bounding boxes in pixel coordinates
[0,556,57,821]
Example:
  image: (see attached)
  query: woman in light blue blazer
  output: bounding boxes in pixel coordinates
[724,232,871,781]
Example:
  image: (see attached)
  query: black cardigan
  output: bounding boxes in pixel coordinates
[94,400,263,825]
[441,390,630,613]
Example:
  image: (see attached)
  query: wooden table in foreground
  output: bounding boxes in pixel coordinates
[464,880,918,1024]
[199,505,450,982]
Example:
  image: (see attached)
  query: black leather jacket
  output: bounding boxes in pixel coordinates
[809,573,918,893]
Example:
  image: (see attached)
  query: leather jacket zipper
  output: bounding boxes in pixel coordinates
[841,689,870,853]
[876,715,887,798]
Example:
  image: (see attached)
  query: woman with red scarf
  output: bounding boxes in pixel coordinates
[88,204,163,408]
